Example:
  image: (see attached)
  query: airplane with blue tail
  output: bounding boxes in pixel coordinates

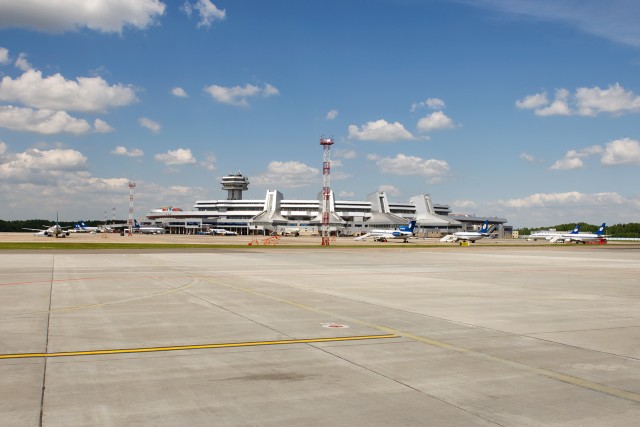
[354,220,417,243]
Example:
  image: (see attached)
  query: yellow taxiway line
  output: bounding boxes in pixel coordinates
[0,334,397,360]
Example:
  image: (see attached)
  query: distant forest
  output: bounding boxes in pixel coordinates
[3,219,640,238]
[518,222,640,238]
[0,219,109,232]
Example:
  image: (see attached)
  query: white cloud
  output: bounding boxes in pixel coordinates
[182,0,226,28]
[601,138,640,165]
[15,53,32,71]
[0,69,137,113]
[0,140,7,156]
[0,0,166,33]
[460,0,640,48]
[334,149,356,159]
[204,83,279,107]
[520,152,536,163]
[379,184,402,197]
[369,153,450,183]
[575,83,640,116]
[326,109,338,120]
[499,191,627,209]
[154,148,197,166]
[111,146,143,157]
[515,92,548,110]
[253,161,319,188]
[0,47,10,65]
[411,98,446,112]
[0,148,86,182]
[94,118,114,133]
[171,87,188,97]
[348,119,415,142]
[451,200,477,211]
[416,111,454,132]
[516,84,640,117]
[0,106,92,135]
[535,89,571,116]
[138,117,161,133]
[200,154,216,171]
[550,145,603,170]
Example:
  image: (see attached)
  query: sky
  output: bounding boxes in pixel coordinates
[0,0,639,227]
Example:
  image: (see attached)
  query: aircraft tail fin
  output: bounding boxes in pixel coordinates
[479,220,490,234]
[569,224,581,234]
[596,223,606,235]
[399,220,417,233]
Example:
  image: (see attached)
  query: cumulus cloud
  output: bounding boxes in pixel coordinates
[326,109,338,120]
[0,0,166,33]
[416,111,454,132]
[111,146,143,157]
[0,69,137,113]
[155,148,197,166]
[338,191,356,199]
[378,184,402,197]
[601,138,640,165]
[0,106,92,135]
[253,161,319,188]
[0,147,86,182]
[182,0,226,28]
[138,117,161,133]
[200,154,217,171]
[368,153,449,183]
[499,191,627,209]
[550,145,603,170]
[0,47,9,65]
[516,84,640,117]
[0,140,7,156]
[348,119,414,142]
[15,53,32,71]
[411,98,446,112]
[204,83,279,107]
[171,87,188,97]
[93,118,114,133]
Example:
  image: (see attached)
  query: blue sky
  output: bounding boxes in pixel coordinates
[0,0,639,227]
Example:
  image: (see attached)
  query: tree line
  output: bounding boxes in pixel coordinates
[518,222,640,238]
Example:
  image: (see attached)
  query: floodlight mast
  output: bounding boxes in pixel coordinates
[128,182,136,236]
[320,137,334,246]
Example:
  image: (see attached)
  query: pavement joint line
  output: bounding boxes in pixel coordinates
[195,276,640,405]
[0,334,398,360]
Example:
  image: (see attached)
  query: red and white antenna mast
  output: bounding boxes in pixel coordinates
[128,181,136,236]
[320,137,334,246]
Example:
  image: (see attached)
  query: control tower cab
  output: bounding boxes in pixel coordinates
[222,172,249,200]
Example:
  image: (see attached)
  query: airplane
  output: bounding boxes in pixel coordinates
[354,220,416,243]
[557,223,607,244]
[72,221,102,233]
[439,220,490,243]
[532,225,581,243]
[133,219,165,234]
[210,228,237,236]
[23,214,71,238]
[281,227,301,236]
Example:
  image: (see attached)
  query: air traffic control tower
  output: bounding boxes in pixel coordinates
[221,172,249,200]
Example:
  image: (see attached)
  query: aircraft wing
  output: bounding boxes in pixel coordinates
[354,233,373,241]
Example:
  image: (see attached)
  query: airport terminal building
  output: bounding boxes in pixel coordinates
[144,173,510,237]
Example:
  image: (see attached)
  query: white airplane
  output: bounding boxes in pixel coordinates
[440,220,490,243]
[134,220,165,234]
[23,214,71,238]
[354,220,416,243]
[210,228,237,236]
[530,225,580,242]
[281,227,300,236]
[556,223,607,244]
[72,221,102,233]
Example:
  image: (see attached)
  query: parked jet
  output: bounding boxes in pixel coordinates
[354,220,416,243]
[133,220,165,234]
[440,220,490,243]
[530,225,580,242]
[557,223,607,244]
[23,214,70,238]
[210,228,237,236]
[72,221,102,233]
